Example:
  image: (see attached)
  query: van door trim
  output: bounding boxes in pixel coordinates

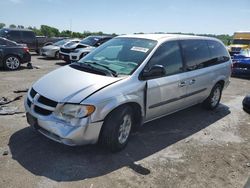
[149,88,207,109]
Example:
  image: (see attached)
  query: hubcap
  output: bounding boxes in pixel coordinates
[211,87,221,107]
[118,114,132,144]
[6,57,20,70]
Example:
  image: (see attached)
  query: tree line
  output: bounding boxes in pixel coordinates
[0,23,232,44]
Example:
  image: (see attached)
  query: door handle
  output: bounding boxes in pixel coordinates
[178,81,187,87]
[189,79,196,85]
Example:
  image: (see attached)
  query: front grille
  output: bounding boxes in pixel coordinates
[38,96,57,107]
[30,88,37,98]
[27,88,58,116]
[34,106,53,116]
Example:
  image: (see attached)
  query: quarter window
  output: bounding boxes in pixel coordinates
[180,40,210,71]
[207,40,230,64]
[147,41,183,76]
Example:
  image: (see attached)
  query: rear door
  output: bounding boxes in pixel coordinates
[145,40,190,121]
[179,40,213,106]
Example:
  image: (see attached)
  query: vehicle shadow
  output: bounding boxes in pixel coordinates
[8,104,230,182]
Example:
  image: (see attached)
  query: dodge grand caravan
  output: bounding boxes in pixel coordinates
[25,34,231,151]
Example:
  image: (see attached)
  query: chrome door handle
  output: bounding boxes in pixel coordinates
[178,81,186,87]
[189,79,196,85]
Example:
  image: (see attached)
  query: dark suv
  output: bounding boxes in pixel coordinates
[0,28,61,53]
[0,37,31,70]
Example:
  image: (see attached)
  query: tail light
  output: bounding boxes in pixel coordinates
[23,47,29,53]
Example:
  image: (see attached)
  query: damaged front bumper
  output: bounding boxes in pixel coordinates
[24,96,103,146]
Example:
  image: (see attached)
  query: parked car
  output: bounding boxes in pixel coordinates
[69,46,95,62]
[0,37,31,70]
[59,35,113,63]
[0,28,62,53]
[41,38,81,59]
[243,95,250,114]
[25,34,231,151]
[232,49,250,78]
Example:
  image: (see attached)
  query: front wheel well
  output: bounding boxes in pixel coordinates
[216,80,225,89]
[101,102,142,133]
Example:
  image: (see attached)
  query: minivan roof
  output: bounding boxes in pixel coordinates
[117,34,218,42]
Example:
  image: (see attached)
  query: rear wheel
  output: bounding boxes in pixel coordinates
[203,83,222,110]
[99,106,133,152]
[3,55,21,71]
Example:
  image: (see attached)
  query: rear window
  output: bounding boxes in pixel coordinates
[180,40,210,71]
[22,31,35,39]
[207,40,230,64]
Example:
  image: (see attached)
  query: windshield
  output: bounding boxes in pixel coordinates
[80,36,101,46]
[77,37,157,75]
[232,39,250,45]
[53,39,69,46]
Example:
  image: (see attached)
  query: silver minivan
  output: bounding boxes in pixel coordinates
[25,34,231,151]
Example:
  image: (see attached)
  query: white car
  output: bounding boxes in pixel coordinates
[69,46,95,62]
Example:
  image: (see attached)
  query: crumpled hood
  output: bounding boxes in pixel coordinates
[32,66,123,103]
[62,43,79,49]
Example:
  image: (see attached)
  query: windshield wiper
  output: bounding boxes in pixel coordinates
[84,61,118,77]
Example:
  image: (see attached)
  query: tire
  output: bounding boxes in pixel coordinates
[55,51,59,59]
[99,105,133,152]
[203,83,222,110]
[3,55,21,71]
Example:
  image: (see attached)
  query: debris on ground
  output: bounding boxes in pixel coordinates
[2,150,8,156]
[0,95,23,105]
[0,106,23,115]
[26,63,33,69]
[13,89,28,93]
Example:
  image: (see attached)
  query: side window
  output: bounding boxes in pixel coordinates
[180,40,210,71]
[22,31,35,40]
[7,31,21,41]
[147,41,183,76]
[207,40,230,64]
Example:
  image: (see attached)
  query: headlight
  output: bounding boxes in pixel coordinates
[54,104,95,125]
[73,49,79,53]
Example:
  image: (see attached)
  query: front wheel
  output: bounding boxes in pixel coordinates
[203,83,222,110]
[99,106,133,152]
[55,51,59,59]
[3,55,21,71]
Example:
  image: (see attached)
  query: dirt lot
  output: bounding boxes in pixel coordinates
[0,54,250,188]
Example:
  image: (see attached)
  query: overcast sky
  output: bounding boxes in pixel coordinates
[0,0,250,35]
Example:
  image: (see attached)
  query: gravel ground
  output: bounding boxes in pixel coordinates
[0,54,250,188]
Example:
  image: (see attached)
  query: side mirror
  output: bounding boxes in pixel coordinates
[141,65,166,80]
[227,39,232,46]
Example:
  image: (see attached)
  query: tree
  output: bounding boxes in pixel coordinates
[0,23,5,29]
[9,24,16,28]
[40,25,60,37]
